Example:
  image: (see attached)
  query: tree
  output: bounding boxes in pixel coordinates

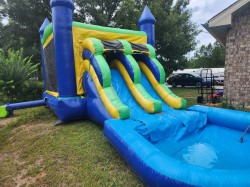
[154,0,200,74]
[74,0,123,26]
[187,42,225,68]
[75,0,200,75]
[0,0,51,80]
[0,49,38,102]
[0,0,199,78]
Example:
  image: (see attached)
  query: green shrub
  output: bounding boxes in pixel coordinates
[19,80,44,101]
[0,48,38,103]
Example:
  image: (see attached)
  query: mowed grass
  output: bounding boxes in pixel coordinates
[170,87,223,108]
[0,87,212,186]
[170,87,199,107]
[0,107,143,186]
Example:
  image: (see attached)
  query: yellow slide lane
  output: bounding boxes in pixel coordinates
[111,60,162,113]
[138,62,186,109]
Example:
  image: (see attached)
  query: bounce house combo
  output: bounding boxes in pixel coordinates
[1,0,250,186]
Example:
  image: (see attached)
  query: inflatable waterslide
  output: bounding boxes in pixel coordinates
[1,0,250,186]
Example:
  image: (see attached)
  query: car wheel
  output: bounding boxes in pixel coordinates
[172,82,177,87]
[196,82,201,87]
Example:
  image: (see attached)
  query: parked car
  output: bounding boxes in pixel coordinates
[213,75,224,85]
[166,73,213,87]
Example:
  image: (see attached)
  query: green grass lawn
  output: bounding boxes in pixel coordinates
[0,87,213,186]
[0,107,143,186]
[170,87,199,107]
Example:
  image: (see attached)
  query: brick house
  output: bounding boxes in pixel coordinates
[203,0,250,109]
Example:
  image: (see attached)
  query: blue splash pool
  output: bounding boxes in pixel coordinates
[104,70,250,186]
[154,124,250,170]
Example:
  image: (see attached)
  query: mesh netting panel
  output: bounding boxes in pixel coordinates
[102,40,123,50]
[130,43,149,53]
[44,40,58,92]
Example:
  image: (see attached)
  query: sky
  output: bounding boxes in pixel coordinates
[187,0,237,57]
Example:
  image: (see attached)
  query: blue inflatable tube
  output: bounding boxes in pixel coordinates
[105,72,250,186]
[107,52,136,82]
[133,54,161,82]
[104,119,193,187]
[50,0,77,97]
[83,72,112,124]
[138,6,156,47]
[43,93,87,122]
[104,118,250,187]
[82,49,104,86]
[188,105,250,131]
[5,100,46,115]
[39,18,50,91]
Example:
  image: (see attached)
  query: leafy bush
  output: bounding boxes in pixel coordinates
[0,48,38,103]
[19,80,44,101]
